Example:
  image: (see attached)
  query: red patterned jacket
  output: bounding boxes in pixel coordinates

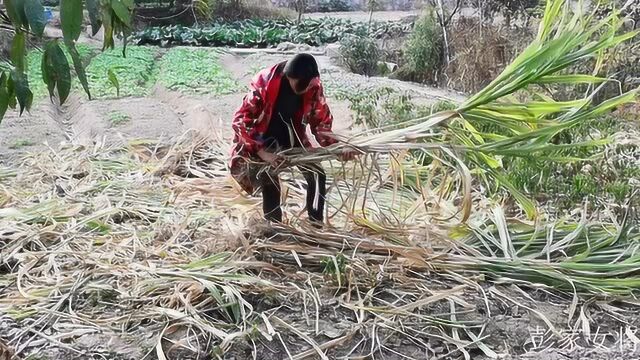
[230,61,337,195]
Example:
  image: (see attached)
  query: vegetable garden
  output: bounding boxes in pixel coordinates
[133,18,412,47]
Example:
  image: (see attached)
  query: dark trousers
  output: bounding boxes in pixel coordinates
[260,163,326,223]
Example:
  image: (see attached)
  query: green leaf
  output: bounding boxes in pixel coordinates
[66,42,92,100]
[5,0,29,28]
[41,44,55,97]
[4,0,23,27]
[108,68,120,97]
[11,32,26,72]
[60,0,83,42]
[535,74,608,84]
[101,10,114,50]
[85,0,103,36]
[122,29,128,57]
[43,40,72,103]
[23,0,46,37]
[111,0,132,26]
[10,70,33,115]
[6,78,17,109]
[86,220,111,235]
[0,73,11,121]
[491,169,538,220]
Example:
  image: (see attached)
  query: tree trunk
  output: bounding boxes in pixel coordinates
[436,0,450,64]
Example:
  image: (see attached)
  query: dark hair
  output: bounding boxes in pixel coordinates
[284,53,320,92]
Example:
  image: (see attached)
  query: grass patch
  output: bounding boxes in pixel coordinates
[108,111,131,126]
[85,46,158,99]
[157,48,237,95]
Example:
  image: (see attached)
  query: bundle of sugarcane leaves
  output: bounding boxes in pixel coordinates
[247,0,640,299]
[271,0,638,223]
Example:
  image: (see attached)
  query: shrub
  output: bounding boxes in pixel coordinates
[397,8,443,84]
[444,17,534,93]
[339,35,381,76]
[481,0,543,27]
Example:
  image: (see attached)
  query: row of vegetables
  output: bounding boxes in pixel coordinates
[132,18,413,47]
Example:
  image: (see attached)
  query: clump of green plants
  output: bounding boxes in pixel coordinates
[321,252,347,286]
[133,18,411,48]
[85,46,158,98]
[397,8,443,84]
[157,48,237,94]
[108,111,131,126]
[334,86,415,128]
[9,139,35,149]
[339,35,381,76]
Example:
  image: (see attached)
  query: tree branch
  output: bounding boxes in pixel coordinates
[443,0,462,27]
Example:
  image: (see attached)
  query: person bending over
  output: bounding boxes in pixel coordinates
[230,53,353,225]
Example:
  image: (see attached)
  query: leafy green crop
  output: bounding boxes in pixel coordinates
[158,48,237,95]
[133,18,411,48]
[84,46,157,98]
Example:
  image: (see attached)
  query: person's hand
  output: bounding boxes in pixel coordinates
[337,148,358,162]
[257,149,284,167]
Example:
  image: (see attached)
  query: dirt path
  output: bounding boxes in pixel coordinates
[0,103,68,165]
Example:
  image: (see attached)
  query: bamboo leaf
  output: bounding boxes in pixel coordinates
[23,0,46,37]
[60,0,83,42]
[85,0,103,35]
[66,42,92,100]
[47,41,71,104]
[5,0,29,28]
[101,9,114,50]
[4,0,23,27]
[41,42,55,97]
[0,73,11,121]
[110,0,132,26]
[10,31,26,72]
[10,69,33,115]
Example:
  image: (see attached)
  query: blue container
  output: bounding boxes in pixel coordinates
[44,8,53,23]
